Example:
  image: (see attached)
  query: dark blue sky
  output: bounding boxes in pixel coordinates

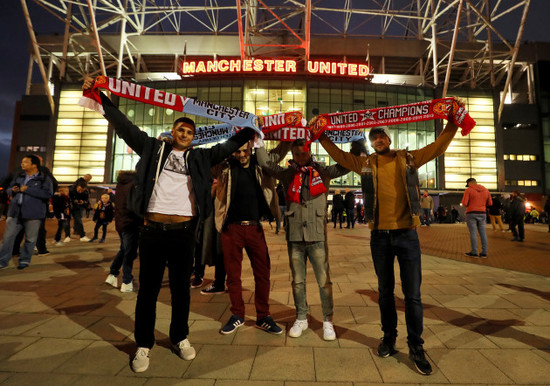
[0,1,548,178]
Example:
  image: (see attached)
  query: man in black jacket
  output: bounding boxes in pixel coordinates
[83,78,256,373]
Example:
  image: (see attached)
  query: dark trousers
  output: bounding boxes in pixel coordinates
[110,230,139,284]
[333,209,344,228]
[345,208,355,228]
[213,257,227,289]
[36,219,47,253]
[93,222,108,239]
[221,223,271,319]
[73,207,85,237]
[370,229,424,346]
[55,219,70,241]
[510,216,525,240]
[135,221,196,348]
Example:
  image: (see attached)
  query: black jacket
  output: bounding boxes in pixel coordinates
[100,93,255,220]
[332,193,345,211]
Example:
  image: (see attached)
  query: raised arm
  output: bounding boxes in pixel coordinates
[204,127,256,166]
[256,146,287,179]
[410,120,459,168]
[318,133,367,174]
[322,163,351,179]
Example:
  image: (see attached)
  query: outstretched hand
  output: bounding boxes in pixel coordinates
[82,77,94,91]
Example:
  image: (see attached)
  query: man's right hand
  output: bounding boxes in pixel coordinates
[82,77,94,91]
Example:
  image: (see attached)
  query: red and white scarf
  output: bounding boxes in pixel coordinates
[286,161,327,203]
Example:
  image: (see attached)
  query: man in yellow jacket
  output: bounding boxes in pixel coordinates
[314,100,464,376]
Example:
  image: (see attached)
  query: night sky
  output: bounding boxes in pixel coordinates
[0,1,548,178]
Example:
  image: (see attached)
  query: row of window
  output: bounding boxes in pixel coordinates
[505,180,539,187]
[503,154,538,161]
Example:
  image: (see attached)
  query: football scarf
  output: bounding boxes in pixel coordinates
[286,160,327,203]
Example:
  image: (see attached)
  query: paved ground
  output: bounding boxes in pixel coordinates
[0,218,549,385]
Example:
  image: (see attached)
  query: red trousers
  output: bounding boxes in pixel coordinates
[221,224,271,319]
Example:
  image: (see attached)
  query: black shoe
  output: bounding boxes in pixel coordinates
[377,335,397,358]
[409,344,432,375]
[191,276,203,288]
[37,251,51,256]
[200,285,225,295]
[464,252,478,257]
[17,264,29,270]
[220,314,244,335]
[479,253,487,258]
[255,315,283,334]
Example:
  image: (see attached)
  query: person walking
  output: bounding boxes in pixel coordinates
[314,99,465,375]
[509,191,526,242]
[332,190,344,228]
[461,178,492,258]
[257,138,349,341]
[0,155,53,269]
[83,77,256,373]
[104,170,140,293]
[488,195,505,231]
[419,191,433,226]
[344,189,356,228]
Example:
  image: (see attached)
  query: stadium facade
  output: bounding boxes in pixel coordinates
[9,1,550,201]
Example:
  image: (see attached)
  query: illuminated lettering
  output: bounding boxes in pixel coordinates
[182,62,195,73]
[359,65,369,76]
[319,62,330,74]
[243,60,252,71]
[307,61,319,73]
[337,63,347,74]
[274,60,284,72]
[264,60,275,71]
[218,60,229,72]
[230,60,240,72]
[286,61,296,72]
[253,59,263,71]
[348,64,357,76]
[207,61,218,72]
[196,61,206,73]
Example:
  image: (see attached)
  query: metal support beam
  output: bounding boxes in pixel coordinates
[498,0,530,121]
[87,0,106,76]
[116,12,127,79]
[20,0,55,113]
[442,0,463,97]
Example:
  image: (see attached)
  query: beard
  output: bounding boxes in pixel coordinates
[374,146,390,155]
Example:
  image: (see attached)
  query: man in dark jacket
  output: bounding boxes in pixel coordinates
[344,189,356,228]
[105,170,140,293]
[332,190,344,228]
[83,78,255,373]
[69,178,91,241]
[0,155,53,269]
[510,191,526,242]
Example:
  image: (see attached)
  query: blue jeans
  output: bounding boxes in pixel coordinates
[72,207,85,237]
[276,205,286,233]
[420,208,431,225]
[370,229,424,346]
[0,217,41,267]
[288,241,333,321]
[110,230,139,284]
[466,213,488,255]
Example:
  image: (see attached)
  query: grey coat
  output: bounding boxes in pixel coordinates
[257,148,349,242]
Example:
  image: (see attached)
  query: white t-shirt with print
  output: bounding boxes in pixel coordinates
[146,149,197,216]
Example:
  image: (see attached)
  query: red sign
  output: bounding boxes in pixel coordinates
[180,58,370,78]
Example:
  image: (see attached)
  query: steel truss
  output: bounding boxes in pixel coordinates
[25,0,532,110]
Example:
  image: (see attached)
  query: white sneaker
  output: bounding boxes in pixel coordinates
[120,282,133,293]
[323,321,336,341]
[80,236,91,242]
[64,237,71,243]
[55,241,64,246]
[173,338,196,360]
[131,347,150,372]
[105,274,118,288]
[288,319,308,338]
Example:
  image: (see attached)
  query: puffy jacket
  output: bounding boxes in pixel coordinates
[7,172,53,220]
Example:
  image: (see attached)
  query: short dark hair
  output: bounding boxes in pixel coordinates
[173,117,196,131]
[23,154,41,168]
[291,138,306,148]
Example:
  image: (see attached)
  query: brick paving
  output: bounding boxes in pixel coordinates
[0,218,549,385]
